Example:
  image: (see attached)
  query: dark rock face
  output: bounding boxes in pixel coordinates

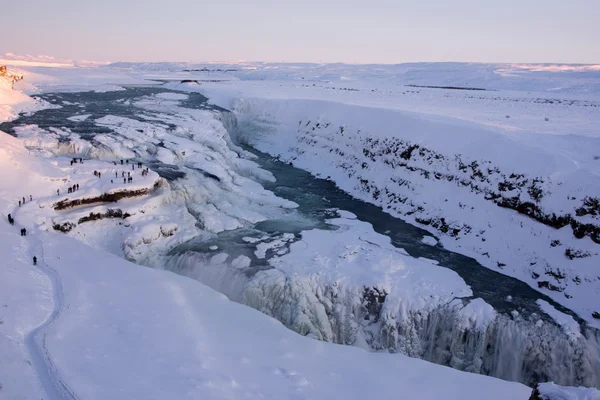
[53,187,154,210]
[53,209,130,233]
[576,197,600,217]
[78,209,131,224]
[362,287,387,322]
[528,385,542,400]
[53,222,76,233]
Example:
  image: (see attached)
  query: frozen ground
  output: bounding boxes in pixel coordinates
[2,60,600,396]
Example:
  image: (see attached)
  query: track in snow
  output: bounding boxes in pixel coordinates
[22,228,78,400]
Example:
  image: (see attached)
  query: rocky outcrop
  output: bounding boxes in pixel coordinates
[0,65,24,88]
[53,209,131,233]
[53,186,157,211]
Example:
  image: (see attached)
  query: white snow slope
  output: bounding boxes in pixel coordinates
[0,62,537,399]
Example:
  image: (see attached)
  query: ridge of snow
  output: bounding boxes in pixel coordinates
[537,300,582,341]
[538,382,600,400]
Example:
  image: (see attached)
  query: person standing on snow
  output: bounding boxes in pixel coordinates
[33,256,37,266]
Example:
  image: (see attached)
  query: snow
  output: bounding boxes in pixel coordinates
[537,300,582,341]
[0,70,55,122]
[254,233,294,259]
[0,112,532,399]
[538,382,600,400]
[422,235,438,246]
[458,298,498,330]
[271,216,470,306]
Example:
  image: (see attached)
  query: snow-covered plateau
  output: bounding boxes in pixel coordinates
[1,59,600,399]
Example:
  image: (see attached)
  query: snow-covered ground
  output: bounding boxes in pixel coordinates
[2,60,600,397]
[536,382,600,400]
[0,65,536,399]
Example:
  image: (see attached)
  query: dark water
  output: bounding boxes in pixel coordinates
[0,86,211,140]
[1,86,583,325]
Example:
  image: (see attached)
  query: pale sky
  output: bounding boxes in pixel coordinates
[2,0,599,64]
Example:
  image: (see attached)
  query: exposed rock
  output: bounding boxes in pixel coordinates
[77,209,131,224]
[0,65,24,88]
[528,385,542,400]
[52,222,76,233]
[53,209,130,233]
[53,187,154,211]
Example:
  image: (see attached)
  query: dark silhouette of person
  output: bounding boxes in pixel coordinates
[18,200,21,207]
[33,256,37,265]
[29,195,32,201]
